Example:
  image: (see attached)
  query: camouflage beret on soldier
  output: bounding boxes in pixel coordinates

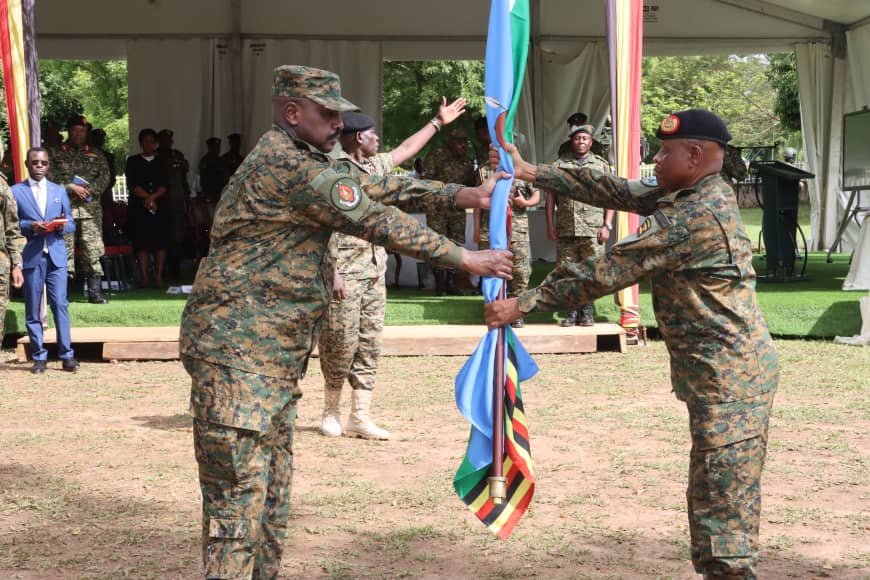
[272,65,359,113]
[655,108,732,145]
[569,124,594,137]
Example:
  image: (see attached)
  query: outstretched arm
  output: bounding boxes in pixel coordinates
[389,97,467,167]
[492,143,664,215]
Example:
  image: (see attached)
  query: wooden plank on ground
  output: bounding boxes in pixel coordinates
[103,342,180,361]
[16,323,626,362]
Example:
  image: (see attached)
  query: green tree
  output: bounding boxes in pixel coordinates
[766,52,801,133]
[38,60,128,169]
[642,55,785,155]
[382,61,485,161]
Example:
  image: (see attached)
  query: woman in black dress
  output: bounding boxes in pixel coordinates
[126,128,170,288]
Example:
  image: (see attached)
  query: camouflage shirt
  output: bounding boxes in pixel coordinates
[476,149,534,236]
[423,147,475,186]
[1,178,24,267]
[520,166,779,405]
[550,153,610,237]
[180,126,465,379]
[327,151,394,280]
[48,143,111,220]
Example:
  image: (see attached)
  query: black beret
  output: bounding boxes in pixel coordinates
[206,137,220,146]
[66,114,87,128]
[227,133,241,140]
[158,129,173,138]
[655,108,731,145]
[340,112,375,134]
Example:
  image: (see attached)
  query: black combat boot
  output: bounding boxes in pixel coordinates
[87,274,108,304]
[445,272,462,296]
[578,303,595,326]
[560,310,578,327]
[433,269,447,296]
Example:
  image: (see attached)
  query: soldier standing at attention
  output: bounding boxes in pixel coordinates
[179,65,511,579]
[546,123,611,327]
[423,127,475,295]
[485,109,779,580]
[49,114,111,304]
[320,99,467,440]
[157,129,191,281]
[0,174,25,342]
[472,116,539,328]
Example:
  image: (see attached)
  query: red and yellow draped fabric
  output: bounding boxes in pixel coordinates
[0,0,38,182]
[606,0,644,336]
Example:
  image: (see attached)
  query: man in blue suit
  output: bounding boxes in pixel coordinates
[12,147,79,373]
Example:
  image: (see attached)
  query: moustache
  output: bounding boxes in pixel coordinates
[328,129,341,141]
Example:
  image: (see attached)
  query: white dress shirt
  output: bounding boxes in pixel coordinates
[28,177,49,252]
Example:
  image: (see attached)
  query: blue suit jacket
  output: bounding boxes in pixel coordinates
[12,179,75,269]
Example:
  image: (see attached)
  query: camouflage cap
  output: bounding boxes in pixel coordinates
[569,124,594,137]
[272,65,359,112]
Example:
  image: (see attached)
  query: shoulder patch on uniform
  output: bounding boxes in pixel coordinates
[640,175,657,188]
[637,217,653,236]
[311,169,371,223]
[331,178,362,211]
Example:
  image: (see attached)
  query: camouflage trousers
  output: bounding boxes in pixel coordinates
[556,235,602,267]
[0,261,9,338]
[318,275,386,391]
[686,391,775,579]
[480,230,531,297]
[65,216,104,277]
[426,210,466,247]
[185,356,301,580]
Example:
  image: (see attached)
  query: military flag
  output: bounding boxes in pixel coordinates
[454,0,538,540]
[0,0,39,181]
[606,0,644,337]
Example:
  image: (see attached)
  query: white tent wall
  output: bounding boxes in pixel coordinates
[31,0,870,246]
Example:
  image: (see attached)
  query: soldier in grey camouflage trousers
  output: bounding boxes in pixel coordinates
[486,109,778,580]
[319,101,467,440]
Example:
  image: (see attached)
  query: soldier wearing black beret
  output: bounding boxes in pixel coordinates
[487,108,779,579]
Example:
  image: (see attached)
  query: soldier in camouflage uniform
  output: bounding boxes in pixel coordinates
[0,176,25,340]
[49,114,111,304]
[545,124,611,326]
[422,128,475,295]
[320,101,467,441]
[473,117,539,327]
[179,66,510,579]
[486,109,778,580]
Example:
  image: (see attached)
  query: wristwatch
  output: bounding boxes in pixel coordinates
[604,223,613,230]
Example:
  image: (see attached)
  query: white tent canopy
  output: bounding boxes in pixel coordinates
[33,0,870,251]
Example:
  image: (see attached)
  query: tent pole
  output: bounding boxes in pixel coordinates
[230,0,243,141]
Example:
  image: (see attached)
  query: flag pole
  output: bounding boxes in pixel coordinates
[489,281,507,504]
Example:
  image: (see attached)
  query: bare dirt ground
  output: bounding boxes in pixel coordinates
[1,340,868,579]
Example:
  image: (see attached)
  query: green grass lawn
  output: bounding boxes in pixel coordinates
[3,203,862,340]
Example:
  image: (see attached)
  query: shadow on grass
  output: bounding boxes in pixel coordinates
[807,301,864,338]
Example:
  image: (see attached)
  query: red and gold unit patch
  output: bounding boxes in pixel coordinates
[658,115,680,135]
[333,181,361,209]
